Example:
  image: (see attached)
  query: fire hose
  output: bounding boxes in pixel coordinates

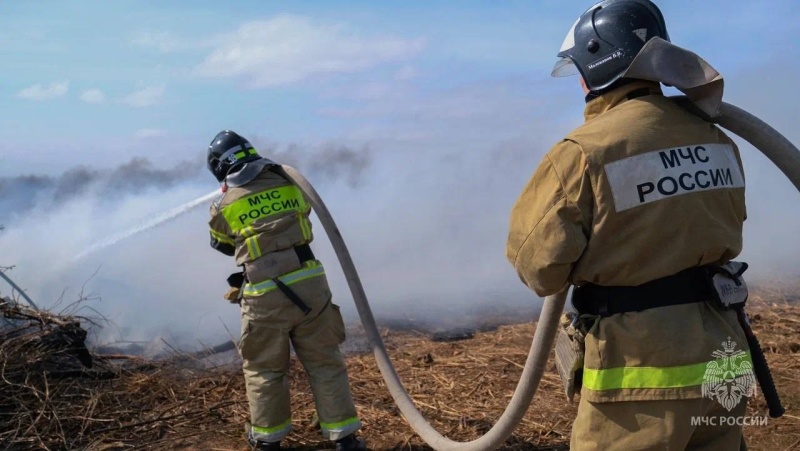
[277,99,799,451]
[0,270,39,310]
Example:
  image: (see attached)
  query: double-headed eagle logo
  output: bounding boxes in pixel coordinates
[701,337,756,411]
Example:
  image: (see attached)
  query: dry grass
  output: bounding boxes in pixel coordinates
[1,289,798,451]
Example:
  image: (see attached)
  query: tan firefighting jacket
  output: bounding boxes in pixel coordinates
[507,81,751,402]
[209,167,319,292]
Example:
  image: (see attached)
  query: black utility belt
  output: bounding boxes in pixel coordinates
[226,244,315,289]
[570,262,784,418]
[572,263,748,317]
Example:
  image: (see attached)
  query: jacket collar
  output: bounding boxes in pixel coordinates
[583,80,663,122]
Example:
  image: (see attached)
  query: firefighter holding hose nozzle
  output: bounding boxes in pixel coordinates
[507,1,782,449]
[206,130,366,451]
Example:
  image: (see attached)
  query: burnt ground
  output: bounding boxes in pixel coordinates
[1,287,799,451]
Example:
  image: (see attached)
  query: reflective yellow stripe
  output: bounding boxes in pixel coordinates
[241,225,255,238]
[252,419,291,434]
[297,212,312,240]
[243,261,324,297]
[251,419,292,440]
[320,416,361,431]
[245,236,262,259]
[582,352,753,391]
[221,185,308,232]
[233,148,257,160]
[209,229,234,245]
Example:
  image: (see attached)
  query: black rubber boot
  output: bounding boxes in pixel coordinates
[251,441,281,451]
[335,434,366,451]
[245,422,281,451]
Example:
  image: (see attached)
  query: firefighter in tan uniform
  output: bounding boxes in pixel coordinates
[507,1,753,449]
[206,130,366,451]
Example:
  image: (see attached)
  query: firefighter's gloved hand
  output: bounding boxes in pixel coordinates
[224,286,241,303]
[225,272,245,304]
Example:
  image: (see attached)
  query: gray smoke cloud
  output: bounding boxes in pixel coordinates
[0,146,372,226]
[248,140,372,188]
[2,73,796,355]
[0,143,375,352]
[307,145,372,189]
[0,158,205,225]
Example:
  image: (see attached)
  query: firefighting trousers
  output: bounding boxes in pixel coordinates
[570,397,748,450]
[238,269,361,442]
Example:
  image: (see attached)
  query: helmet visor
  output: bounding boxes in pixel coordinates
[552,17,580,78]
[551,57,579,77]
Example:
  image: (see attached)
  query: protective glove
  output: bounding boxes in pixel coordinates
[225,272,245,304]
[224,286,241,304]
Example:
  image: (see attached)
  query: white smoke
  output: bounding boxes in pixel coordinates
[0,146,392,351]
[1,74,797,354]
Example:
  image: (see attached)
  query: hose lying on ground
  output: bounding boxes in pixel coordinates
[280,163,568,451]
[277,99,800,451]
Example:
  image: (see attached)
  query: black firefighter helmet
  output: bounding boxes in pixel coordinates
[207,130,276,186]
[552,0,670,93]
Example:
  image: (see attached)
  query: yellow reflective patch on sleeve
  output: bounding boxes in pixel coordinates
[240,225,255,238]
[297,212,312,241]
[209,228,234,245]
[245,235,262,259]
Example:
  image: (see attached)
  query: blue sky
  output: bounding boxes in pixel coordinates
[1,1,799,347]
[2,0,556,172]
[3,0,797,173]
